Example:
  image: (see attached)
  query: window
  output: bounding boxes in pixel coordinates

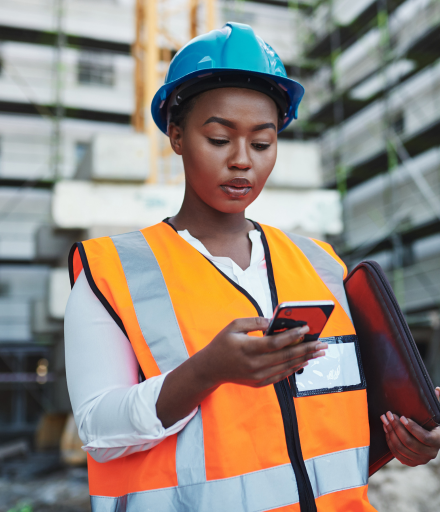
[0,43,3,76]
[75,141,91,166]
[77,51,114,87]
[391,112,405,135]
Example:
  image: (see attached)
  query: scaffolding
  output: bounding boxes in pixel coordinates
[294,0,440,382]
[133,0,217,184]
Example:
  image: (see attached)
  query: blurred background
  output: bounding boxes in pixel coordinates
[0,0,439,510]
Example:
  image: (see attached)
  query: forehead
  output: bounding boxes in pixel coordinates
[192,87,278,120]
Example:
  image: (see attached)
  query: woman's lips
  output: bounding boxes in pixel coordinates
[220,178,252,199]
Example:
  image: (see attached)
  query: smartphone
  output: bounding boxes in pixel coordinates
[265,301,335,342]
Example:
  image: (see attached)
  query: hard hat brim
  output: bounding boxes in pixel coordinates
[151,68,304,135]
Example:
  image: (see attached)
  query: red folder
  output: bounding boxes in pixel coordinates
[344,260,440,475]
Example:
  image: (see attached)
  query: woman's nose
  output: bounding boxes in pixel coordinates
[228,141,251,171]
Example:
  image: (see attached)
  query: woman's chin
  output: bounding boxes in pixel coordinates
[206,201,248,215]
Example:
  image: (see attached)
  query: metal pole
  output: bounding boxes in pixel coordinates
[51,0,65,180]
[146,0,159,183]
[133,0,145,132]
[190,0,198,39]
[205,0,216,31]
[329,0,347,198]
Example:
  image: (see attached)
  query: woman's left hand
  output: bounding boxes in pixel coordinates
[380,387,440,467]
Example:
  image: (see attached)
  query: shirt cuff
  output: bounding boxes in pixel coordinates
[82,371,198,451]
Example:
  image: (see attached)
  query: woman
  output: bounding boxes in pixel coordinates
[65,22,440,512]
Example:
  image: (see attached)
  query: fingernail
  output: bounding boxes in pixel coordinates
[386,411,394,422]
[313,350,325,358]
[380,414,389,426]
[400,416,409,425]
[315,342,328,351]
[298,325,310,334]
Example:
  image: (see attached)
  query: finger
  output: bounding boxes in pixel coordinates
[436,387,440,401]
[383,422,427,465]
[266,325,311,351]
[384,430,419,467]
[382,413,436,462]
[265,356,312,377]
[258,340,328,368]
[245,325,311,354]
[228,317,270,334]
[258,363,308,387]
[381,411,432,446]
[254,346,322,383]
[399,415,440,449]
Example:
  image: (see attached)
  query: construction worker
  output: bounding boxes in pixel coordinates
[65,23,440,512]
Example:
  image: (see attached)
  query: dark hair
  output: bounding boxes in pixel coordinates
[168,90,284,131]
[168,96,199,130]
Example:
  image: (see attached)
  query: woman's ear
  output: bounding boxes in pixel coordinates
[168,123,184,156]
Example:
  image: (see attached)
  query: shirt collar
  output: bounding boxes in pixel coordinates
[178,229,264,273]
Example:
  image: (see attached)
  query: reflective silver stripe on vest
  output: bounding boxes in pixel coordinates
[305,446,369,498]
[176,408,206,486]
[90,446,369,512]
[111,230,206,486]
[283,232,353,324]
[111,230,188,373]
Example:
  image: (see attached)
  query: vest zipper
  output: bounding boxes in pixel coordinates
[274,379,317,512]
[252,221,317,512]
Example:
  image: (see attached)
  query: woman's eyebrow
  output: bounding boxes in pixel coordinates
[202,118,276,132]
[251,122,276,132]
[203,117,237,129]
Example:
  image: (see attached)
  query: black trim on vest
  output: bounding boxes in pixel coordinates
[162,218,264,317]
[163,217,178,232]
[274,379,318,512]
[249,221,278,312]
[251,221,317,512]
[72,242,130,340]
[68,242,78,289]
[204,257,264,317]
[68,243,148,384]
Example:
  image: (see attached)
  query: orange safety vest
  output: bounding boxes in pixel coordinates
[68,220,376,512]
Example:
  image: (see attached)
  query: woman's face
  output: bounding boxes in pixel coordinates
[169,87,278,214]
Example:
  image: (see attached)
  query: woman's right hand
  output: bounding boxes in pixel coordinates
[157,317,327,428]
[195,317,328,389]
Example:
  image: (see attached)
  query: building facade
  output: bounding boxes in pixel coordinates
[0,0,340,441]
[301,0,440,383]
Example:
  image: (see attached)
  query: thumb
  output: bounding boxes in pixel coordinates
[228,317,270,334]
[436,387,440,402]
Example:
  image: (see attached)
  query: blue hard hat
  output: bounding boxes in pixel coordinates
[151,22,304,135]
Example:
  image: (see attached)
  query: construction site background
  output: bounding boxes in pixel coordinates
[0,0,439,510]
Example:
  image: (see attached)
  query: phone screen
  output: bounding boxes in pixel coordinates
[265,301,335,341]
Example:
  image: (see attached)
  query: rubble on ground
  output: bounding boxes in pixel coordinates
[0,467,90,512]
[368,452,440,511]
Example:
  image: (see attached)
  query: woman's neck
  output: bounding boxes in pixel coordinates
[169,186,254,270]
[170,188,253,241]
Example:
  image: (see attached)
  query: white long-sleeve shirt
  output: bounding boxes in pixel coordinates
[64,229,272,463]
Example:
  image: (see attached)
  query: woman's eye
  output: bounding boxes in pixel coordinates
[208,138,229,146]
[252,143,270,151]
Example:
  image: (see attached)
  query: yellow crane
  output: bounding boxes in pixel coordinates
[133,0,216,183]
